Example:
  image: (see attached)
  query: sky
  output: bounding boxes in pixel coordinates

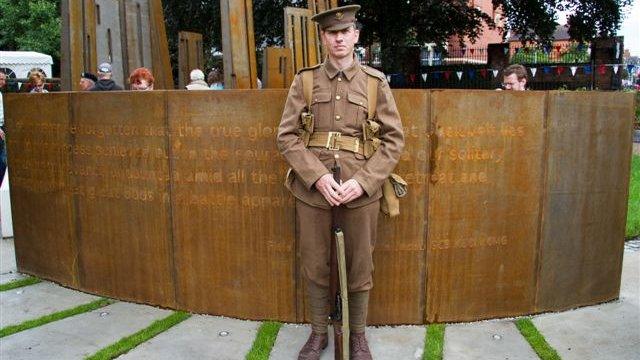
[619,0,640,57]
[558,1,640,57]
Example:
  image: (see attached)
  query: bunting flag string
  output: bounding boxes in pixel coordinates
[386,75,391,82]
[417,63,631,83]
[597,64,606,75]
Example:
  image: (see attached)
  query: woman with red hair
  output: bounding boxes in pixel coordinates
[128,67,154,91]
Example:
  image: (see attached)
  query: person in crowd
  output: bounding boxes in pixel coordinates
[28,70,48,93]
[277,5,404,359]
[502,64,528,91]
[207,68,224,90]
[79,72,98,91]
[186,69,210,90]
[129,67,154,91]
[90,62,124,91]
[0,71,7,92]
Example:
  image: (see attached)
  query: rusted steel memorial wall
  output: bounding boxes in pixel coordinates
[5,90,634,324]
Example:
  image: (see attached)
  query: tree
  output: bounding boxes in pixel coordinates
[342,0,494,71]
[493,0,633,44]
[0,0,61,76]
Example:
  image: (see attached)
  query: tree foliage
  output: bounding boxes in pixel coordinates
[493,0,633,44]
[0,0,61,75]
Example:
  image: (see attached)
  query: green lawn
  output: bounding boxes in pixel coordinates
[423,323,445,360]
[627,154,640,239]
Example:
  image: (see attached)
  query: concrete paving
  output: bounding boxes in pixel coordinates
[1,281,100,328]
[444,320,538,360]
[0,302,173,360]
[118,315,260,360]
[0,238,638,359]
[532,251,640,360]
[0,237,16,275]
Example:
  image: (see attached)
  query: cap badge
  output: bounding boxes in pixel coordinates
[335,11,344,20]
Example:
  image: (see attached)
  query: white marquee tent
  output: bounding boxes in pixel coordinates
[0,51,53,78]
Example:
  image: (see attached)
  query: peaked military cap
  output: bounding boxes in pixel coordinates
[311,4,360,31]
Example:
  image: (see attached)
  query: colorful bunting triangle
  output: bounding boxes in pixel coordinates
[492,69,499,77]
[422,73,427,82]
[584,65,592,74]
[456,71,463,80]
[613,65,619,74]
[530,67,537,77]
[570,66,578,76]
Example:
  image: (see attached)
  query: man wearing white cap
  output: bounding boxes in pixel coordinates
[277,4,404,360]
[90,62,123,91]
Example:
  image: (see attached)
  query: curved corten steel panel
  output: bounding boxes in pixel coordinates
[4,90,634,324]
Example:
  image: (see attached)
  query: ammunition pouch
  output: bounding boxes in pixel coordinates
[380,173,408,217]
[362,120,381,159]
[299,112,315,146]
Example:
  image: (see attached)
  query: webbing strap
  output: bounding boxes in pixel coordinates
[302,70,313,110]
[366,76,377,120]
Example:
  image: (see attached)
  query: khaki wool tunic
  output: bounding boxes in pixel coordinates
[277,58,404,290]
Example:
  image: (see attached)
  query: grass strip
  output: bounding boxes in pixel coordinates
[0,298,113,338]
[627,154,640,239]
[515,318,561,360]
[0,276,41,292]
[423,323,445,360]
[245,321,283,360]
[85,310,191,360]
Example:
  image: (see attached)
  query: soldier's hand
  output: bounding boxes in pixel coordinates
[337,179,364,204]
[315,173,342,206]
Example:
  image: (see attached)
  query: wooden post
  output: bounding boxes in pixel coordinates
[308,0,337,60]
[178,32,205,89]
[262,47,293,88]
[220,0,258,89]
[284,7,320,73]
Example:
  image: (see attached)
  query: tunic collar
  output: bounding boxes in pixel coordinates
[323,55,360,81]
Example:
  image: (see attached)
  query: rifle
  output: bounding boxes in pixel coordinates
[330,154,349,360]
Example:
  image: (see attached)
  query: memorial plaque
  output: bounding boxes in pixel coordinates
[168,90,296,321]
[537,92,635,311]
[70,92,175,307]
[426,90,546,322]
[5,93,78,285]
[368,90,430,325]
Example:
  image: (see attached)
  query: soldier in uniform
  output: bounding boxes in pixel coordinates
[277,5,404,360]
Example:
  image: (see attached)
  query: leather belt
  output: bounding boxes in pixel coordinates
[308,131,364,156]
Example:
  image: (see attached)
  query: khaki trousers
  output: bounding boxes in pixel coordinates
[296,199,380,292]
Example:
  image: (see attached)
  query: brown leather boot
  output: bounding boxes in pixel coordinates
[350,332,373,360]
[298,331,328,360]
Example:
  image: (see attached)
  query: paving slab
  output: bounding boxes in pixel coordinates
[532,251,640,360]
[444,320,537,360]
[0,302,172,360]
[1,281,101,328]
[0,271,27,285]
[271,323,336,360]
[117,315,260,360]
[0,237,16,274]
[368,325,426,359]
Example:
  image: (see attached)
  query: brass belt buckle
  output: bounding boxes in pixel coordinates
[326,131,341,151]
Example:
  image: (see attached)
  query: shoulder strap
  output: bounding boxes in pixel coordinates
[302,70,314,109]
[367,75,378,120]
